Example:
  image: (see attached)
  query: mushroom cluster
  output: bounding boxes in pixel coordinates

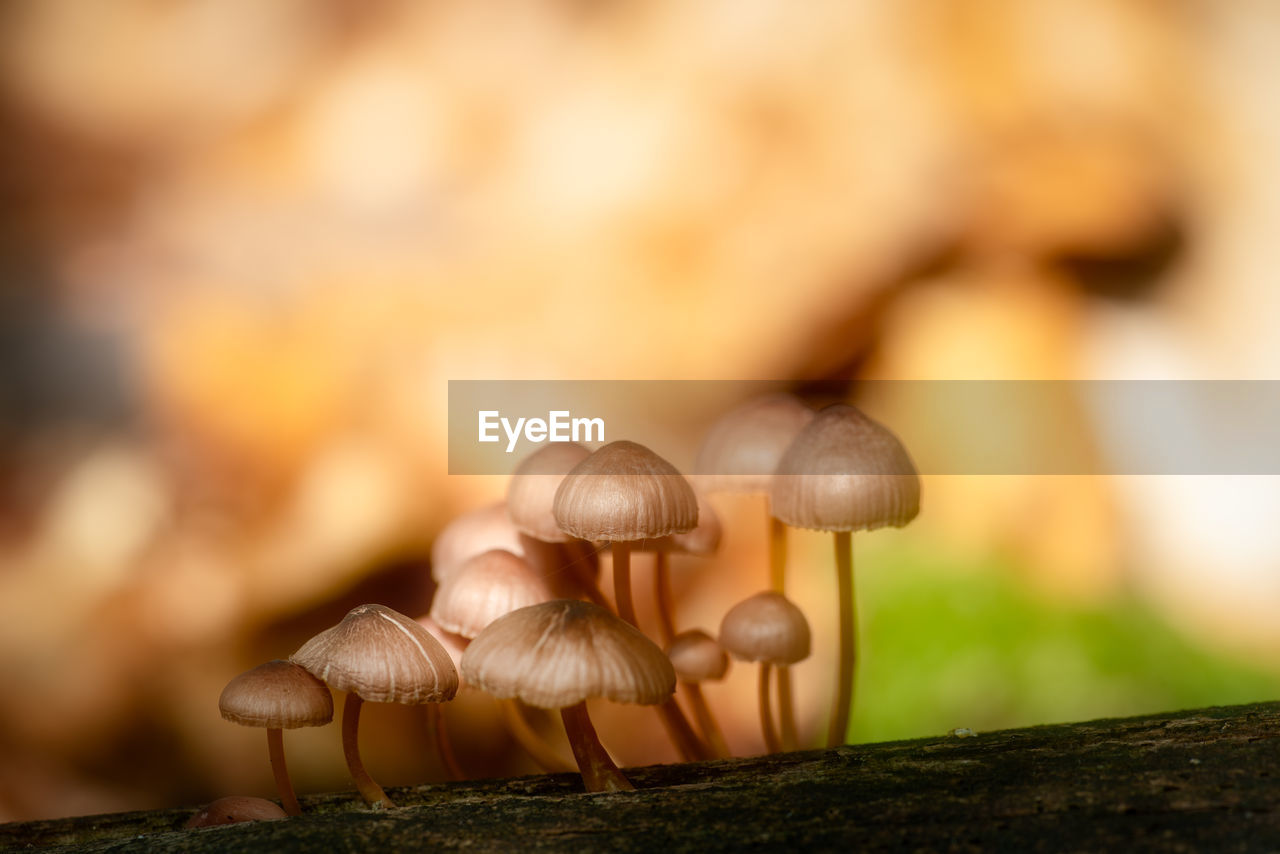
[198,395,917,818]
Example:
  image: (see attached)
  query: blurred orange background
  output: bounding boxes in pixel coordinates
[2,0,1279,822]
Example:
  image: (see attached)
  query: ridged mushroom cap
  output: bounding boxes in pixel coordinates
[431,502,525,583]
[219,660,333,729]
[507,443,592,542]
[770,404,920,532]
[694,394,815,493]
[461,600,675,709]
[552,441,697,542]
[636,490,722,556]
[719,592,811,665]
[666,629,730,682]
[292,604,458,704]
[429,549,554,640]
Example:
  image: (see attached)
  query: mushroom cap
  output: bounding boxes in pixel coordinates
[636,490,722,556]
[507,443,592,542]
[694,394,815,493]
[429,549,554,639]
[291,604,459,704]
[461,599,675,709]
[431,502,525,583]
[666,629,730,682]
[770,404,920,532]
[552,440,698,542]
[185,796,287,827]
[219,660,333,729]
[718,592,811,665]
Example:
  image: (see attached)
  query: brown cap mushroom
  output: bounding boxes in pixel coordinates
[552,440,697,543]
[507,443,592,543]
[462,599,674,792]
[292,603,458,808]
[719,592,811,666]
[185,795,287,827]
[431,502,526,584]
[666,629,730,683]
[218,660,332,816]
[694,394,815,493]
[429,549,553,640]
[770,403,920,532]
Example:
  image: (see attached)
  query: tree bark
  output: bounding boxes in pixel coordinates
[6,701,1280,852]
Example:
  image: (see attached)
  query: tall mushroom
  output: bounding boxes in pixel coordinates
[461,599,675,793]
[218,660,332,816]
[771,403,919,747]
[292,604,458,808]
[695,393,813,747]
[638,490,722,646]
[552,440,709,761]
[719,592,811,754]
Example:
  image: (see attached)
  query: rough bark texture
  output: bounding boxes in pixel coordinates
[4,701,1279,852]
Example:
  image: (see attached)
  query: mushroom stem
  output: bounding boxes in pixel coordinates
[653,551,676,645]
[426,703,464,781]
[266,728,301,816]
[342,694,393,808]
[501,699,574,773]
[768,509,788,593]
[759,662,781,754]
[681,681,730,758]
[829,531,857,747]
[613,541,709,761]
[564,540,610,608]
[560,700,633,793]
[611,541,637,626]
[777,667,798,751]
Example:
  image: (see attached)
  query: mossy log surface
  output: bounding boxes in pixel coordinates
[4,701,1279,852]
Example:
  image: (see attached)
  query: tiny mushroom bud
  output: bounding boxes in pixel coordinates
[666,629,731,757]
[292,604,458,808]
[218,660,332,816]
[185,795,287,828]
[719,592,811,754]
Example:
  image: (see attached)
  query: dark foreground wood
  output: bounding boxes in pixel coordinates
[4,701,1278,852]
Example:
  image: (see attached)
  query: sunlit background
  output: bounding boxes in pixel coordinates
[2,0,1279,822]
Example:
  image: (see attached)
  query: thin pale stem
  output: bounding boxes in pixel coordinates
[768,507,788,593]
[343,693,393,808]
[501,698,574,773]
[266,728,300,816]
[829,531,857,747]
[777,666,798,751]
[654,550,676,645]
[560,701,633,793]
[426,703,464,781]
[682,681,730,758]
[611,542,637,626]
[566,540,611,609]
[759,662,781,754]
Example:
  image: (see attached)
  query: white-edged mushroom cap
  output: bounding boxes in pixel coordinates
[461,599,675,709]
[666,629,730,682]
[507,443,592,542]
[552,441,697,542]
[719,592,811,665]
[291,604,459,704]
[429,549,553,639]
[694,394,815,493]
[770,404,920,532]
[431,502,526,583]
[219,659,333,729]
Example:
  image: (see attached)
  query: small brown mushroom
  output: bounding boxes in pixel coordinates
[185,795,287,827]
[292,604,458,808]
[218,660,332,816]
[719,592,811,754]
[666,629,731,757]
[462,600,675,793]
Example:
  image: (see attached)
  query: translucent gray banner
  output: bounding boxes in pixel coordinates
[447,380,1280,475]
